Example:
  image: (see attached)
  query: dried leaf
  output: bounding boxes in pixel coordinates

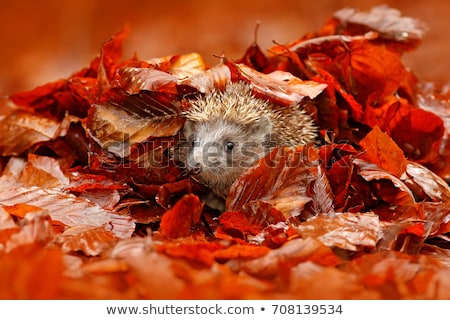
[117,67,178,95]
[86,92,184,157]
[219,205,285,239]
[0,186,111,227]
[236,237,341,278]
[214,244,270,261]
[234,63,327,106]
[19,154,69,188]
[295,212,382,251]
[168,53,206,79]
[61,225,117,256]
[311,165,335,215]
[0,105,70,156]
[354,158,416,207]
[227,146,319,219]
[159,194,203,239]
[401,161,450,202]
[0,245,65,299]
[177,63,232,94]
[359,125,407,177]
[158,241,224,267]
[5,211,55,253]
[334,5,428,46]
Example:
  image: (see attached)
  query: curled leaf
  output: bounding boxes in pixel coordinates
[359,125,407,178]
[159,194,204,239]
[334,5,428,46]
[226,146,320,219]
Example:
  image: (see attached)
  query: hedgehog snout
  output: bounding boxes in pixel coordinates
[187,160,202,175]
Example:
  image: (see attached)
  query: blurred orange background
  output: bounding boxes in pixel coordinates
[1,0,449,96]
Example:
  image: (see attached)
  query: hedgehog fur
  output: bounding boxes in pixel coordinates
[176,81,318,208]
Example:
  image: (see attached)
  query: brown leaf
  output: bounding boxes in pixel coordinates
[218,205,285,239]
[19,154,69,188]
[5,212,55,254]
[159,194,204,239]
[157,241,224,267]
[354,158,416,207]
[167,52,207,79]
[310,165,335,215]
[117,67,178,95]
[214,244,270,261]
[86,92,184,158]
[0,103,74,156]
[235,237,342,279]
[177,63,232,94]
[359,125,407,177]
[61,225,118,256]
[227,146,320,219]
[333,5,427,48]
[0,245,65,299]
[416,82,450,180]
[401,161,450,202]
[295,212,382,251]
[234,63,327,106]
[0,185,111,227]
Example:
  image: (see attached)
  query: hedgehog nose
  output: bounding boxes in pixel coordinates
[189,162,202,175]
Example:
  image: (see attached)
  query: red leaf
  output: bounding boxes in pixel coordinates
[177,63,232,94]
[238,237,342,278]
[295,212,382,251]
[117,67,178,95]
[159,194,204,239]
[214,244,270,261]
[218,204,285,239]
[359,125,407,177]
[237,41,269,71]
[233,63,327,106]
[158,241,224,267]
[226,146,320,219]
[61,225,117,256]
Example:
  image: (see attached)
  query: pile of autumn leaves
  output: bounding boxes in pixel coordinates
[0,5,449,299]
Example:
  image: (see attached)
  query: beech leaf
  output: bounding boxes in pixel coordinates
[226,146,320,219]
[334,5,428,43]
[159,194,204,239]
[295,212,382,251]
[359,125,407,177]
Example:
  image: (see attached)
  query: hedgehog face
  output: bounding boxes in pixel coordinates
[181,117,273,198]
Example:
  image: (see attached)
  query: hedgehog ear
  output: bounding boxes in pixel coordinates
[251,115,272,138]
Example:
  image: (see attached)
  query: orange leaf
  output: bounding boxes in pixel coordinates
[158,241,224,267]
[3,203,43,219]
[359,125,407,177]
[295,212,382,251]
[214,244,270,261]
[159,194,204,239]
[0,245,65,299]
[61,225,118,256]
[227,146,320,219]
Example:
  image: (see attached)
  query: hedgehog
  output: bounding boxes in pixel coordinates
[176,81,318,209]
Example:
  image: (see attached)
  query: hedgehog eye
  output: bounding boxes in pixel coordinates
[192,140,199,147]
[225,142,234,152]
